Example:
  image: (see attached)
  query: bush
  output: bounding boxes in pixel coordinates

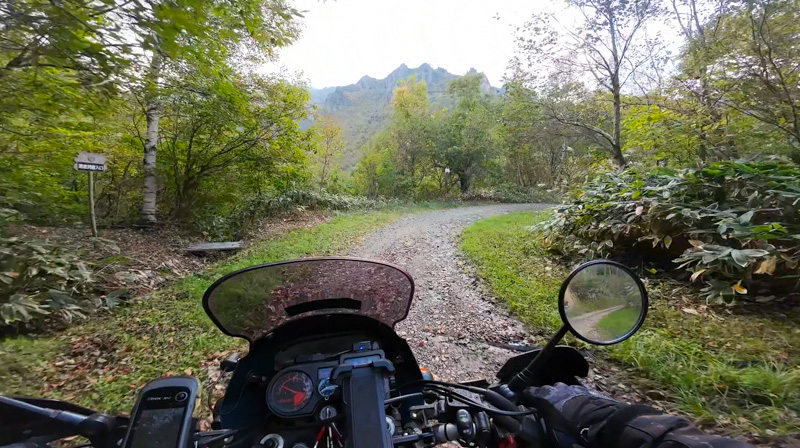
[194,189,395,239]
[1,237,99,329]
[465,185,562,203]
[0,233,131,331]
[539,159,800,303]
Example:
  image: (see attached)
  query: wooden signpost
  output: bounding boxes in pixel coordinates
[73,152,107,237]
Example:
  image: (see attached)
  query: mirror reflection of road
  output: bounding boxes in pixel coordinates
[569,305,625,340]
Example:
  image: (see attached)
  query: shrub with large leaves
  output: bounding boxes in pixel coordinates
[539,159,800,303]
[0,237,98,328]
[195,189,395,239]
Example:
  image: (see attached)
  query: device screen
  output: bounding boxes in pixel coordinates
[125,387,191,448]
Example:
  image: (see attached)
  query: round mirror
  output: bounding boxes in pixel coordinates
[559,260,648,345]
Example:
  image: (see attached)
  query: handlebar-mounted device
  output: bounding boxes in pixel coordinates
[121,376,199,448]
[331,342,395,448]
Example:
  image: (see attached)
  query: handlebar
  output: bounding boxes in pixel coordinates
[3,378,548,448]
[0,396,87,427]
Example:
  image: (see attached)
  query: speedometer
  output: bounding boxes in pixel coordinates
[268,371,314,414]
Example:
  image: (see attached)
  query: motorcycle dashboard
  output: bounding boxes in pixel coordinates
[266,351,385,418]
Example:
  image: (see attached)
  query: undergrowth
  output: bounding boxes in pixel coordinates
[0,205,441,413]
[461,210,800,441]
[539,159,800,303]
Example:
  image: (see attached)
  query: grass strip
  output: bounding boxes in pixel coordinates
[461,210,800,438]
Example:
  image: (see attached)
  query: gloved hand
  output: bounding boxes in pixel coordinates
[517,383,621,447]
[523,383,621,427]
[517,384,753,448]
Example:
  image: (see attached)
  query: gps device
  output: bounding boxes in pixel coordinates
[122,376,198,448]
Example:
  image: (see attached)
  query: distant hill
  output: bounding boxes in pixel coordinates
[309,63,498,170]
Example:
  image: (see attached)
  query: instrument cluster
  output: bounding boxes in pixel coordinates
[266,351,384,418]
[266,362,339,417]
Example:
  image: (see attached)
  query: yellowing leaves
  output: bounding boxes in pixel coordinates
[754,256,777,275]
[732,281,747,294]
[690,269,706,282]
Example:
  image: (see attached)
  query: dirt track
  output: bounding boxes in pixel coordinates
[567,305,625,341]
[348,203,550,381]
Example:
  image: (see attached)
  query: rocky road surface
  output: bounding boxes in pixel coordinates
[348,203,550,381]
[567,305,625,341]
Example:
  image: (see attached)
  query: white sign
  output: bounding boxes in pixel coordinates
[73,152,107,172]
[73,162,106,172]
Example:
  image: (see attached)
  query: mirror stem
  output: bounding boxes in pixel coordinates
[507,325,570,393]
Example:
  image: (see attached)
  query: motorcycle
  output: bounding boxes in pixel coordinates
[0,257,648,448]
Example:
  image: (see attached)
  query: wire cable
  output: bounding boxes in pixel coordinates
[385,392,426,405]
[420,384,538,417]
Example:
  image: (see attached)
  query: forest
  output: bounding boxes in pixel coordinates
[2,0,800,442]
[2,0,800,325]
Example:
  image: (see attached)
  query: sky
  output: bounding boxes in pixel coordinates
[268,0,556,89]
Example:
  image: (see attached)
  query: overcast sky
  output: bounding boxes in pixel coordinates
[268,0,557,88]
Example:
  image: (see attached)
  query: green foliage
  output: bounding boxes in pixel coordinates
[157,71,313,222]
[498,78,593,189]
[596,307,639,340]
[539,159,800,303]
[707,1,800,154]
[464,185,561,204]
[1,0,307,229]
[311,63,462,171]
[463,210,800,437]
[622,105,700,166]
[355,73,502,199]
[195,189,394,239]
[0,237,119,328]
[310,116,345,188]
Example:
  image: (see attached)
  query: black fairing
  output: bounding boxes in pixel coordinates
[217,313,422,429]
[496,346,589,386]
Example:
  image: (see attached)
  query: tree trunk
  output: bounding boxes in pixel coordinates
[140,52,162,225]
[173,176,198,222]
[611,88,627,168]
[458,173,471,194]
[607,5,627,169]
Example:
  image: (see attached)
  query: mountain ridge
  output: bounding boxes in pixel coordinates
[309,63,498,170]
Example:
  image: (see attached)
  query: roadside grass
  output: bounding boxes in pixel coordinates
[0,204,446,414]
[597,307,639,340]
[461,210,800,440]
[460,211,566,335]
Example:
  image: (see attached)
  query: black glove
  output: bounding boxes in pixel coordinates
[517,383,621,447]
[518,383,754,448]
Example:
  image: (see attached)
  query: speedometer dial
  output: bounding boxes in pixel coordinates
[268,371,313,414]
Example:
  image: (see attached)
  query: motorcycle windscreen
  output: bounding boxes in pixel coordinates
[202,258,414,342]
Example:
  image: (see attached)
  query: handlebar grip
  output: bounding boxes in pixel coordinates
[480,390,521,433]
[0,396,86,426]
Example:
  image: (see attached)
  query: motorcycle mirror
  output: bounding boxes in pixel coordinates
[559,260,648,345]
[505,260,648,394]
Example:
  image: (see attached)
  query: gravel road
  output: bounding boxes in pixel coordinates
[348,203,551,381]
[566,305,625,341]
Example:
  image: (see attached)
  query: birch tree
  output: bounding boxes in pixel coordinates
[517,0,661,167]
